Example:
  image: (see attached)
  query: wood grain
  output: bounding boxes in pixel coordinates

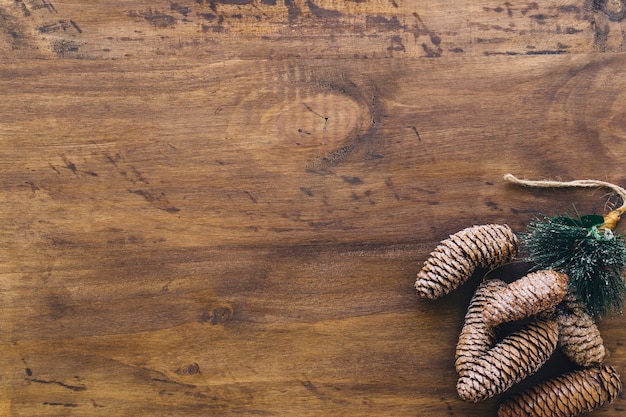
[2,1,626,416]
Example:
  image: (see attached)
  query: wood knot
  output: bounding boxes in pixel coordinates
[199,305,233,325]
[269,93,365,152]
[175,363,201,375]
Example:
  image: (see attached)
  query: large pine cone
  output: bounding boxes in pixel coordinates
[415,224,518,299]
[457,318,558,402]
[455,279,508,375]
[498,366,622,417]
[555,292,606,367]
[482,270,569,326]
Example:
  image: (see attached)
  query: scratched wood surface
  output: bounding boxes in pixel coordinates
[2,1,626,416]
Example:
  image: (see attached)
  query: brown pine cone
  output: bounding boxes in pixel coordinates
[555,292,606,367]
[456,279,508,375]
[457,318,558,402]
[482,270,569,327]
[415,224,518,299]
[498,365,622,417]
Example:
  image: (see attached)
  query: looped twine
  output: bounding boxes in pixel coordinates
[504,173,626,230]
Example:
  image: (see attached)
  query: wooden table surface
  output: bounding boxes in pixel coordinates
[2,1,626,416]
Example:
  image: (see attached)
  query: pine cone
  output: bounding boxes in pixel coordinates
[457,318,558,402]
[498,365,622,417]
[482,270,569,327]
[456,279,508,375]
[555,292,606,367]
[415,224,518,299]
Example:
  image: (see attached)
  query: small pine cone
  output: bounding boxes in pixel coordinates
[482,270,569,327]
[456,279,508,375]
[415,224,518,299]
[555,292,606,367]
[457,318,558,402]
[498,365,622,417]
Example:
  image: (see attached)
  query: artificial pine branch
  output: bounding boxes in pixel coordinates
[504,173,626,317]
[521,214,626,317]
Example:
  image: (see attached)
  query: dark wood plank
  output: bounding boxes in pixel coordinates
[2,0,626,60]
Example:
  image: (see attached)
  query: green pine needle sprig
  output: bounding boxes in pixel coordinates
[521,214,626,317]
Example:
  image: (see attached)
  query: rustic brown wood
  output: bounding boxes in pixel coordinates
[2,0,626,416]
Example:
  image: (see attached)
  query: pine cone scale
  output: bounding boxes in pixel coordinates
[485,222,519,253]
[431,250,468,280]
[449,233,482,266]
[476,226,510,266]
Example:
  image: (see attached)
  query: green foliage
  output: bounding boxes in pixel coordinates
[521,214,626,317]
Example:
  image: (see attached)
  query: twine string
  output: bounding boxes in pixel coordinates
[503,173,626,230]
